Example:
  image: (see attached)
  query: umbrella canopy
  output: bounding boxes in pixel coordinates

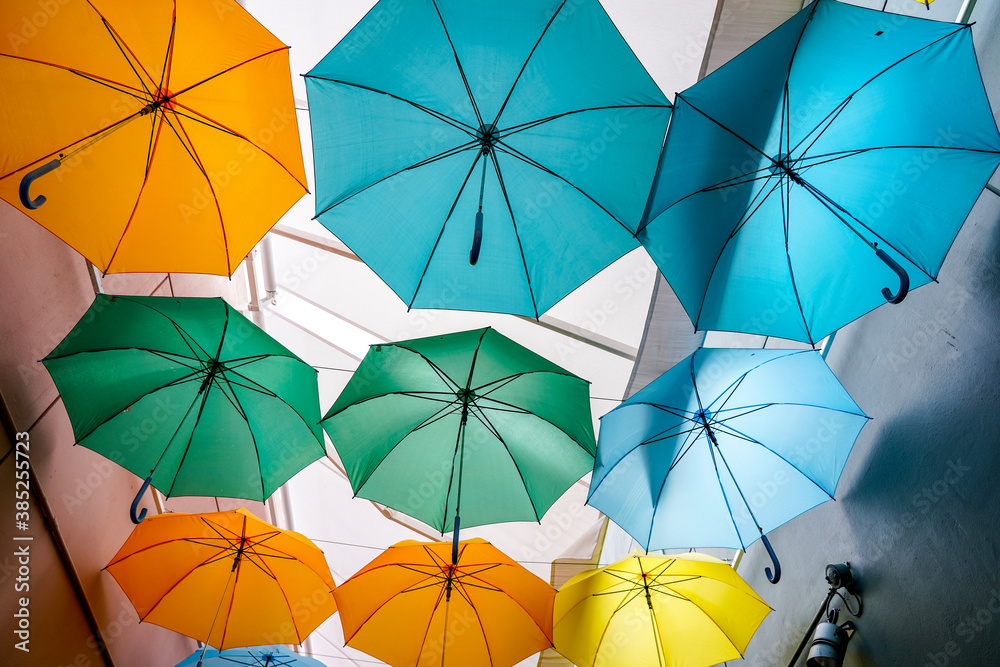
[0,0,307,275]
[638,0,1000,344]
[334,538,555,667]
[175,645,325,667]
[587,348,869,555]
[553,551,771,667]
[304,0,670,317]
[320,327,596,533]
[42,294,324,520]
[106,508,337,651]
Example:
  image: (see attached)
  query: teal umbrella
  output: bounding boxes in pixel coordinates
[320,328,596,550]
[42,294,325,522]
[639,0,1000,344]
[588,348,870,583]
[175,645,325,667]
[305,0,670,317]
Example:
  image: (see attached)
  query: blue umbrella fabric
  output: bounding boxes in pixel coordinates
[305,0,671,317]
[587,348,869,554]
[638,0,1000,344]
[175,645,325,667]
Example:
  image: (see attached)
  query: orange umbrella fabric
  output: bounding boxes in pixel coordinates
[105,508,336,650]
[0,0,307,275]
[334,538,555,667]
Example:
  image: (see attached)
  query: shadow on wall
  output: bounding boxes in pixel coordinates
[829,199,1000,667]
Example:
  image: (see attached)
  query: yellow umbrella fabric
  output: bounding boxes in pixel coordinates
[0,0,307,275]
[105,508,336,650]
[553,552,771,667]
[334,538,555,667]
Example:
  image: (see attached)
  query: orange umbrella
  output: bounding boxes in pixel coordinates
[334,538,555,667]
[0,0,307,275]
[105,509,337,653]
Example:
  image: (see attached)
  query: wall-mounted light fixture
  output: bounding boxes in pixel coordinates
[786,562,863,667]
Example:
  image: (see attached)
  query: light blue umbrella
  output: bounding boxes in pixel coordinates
[638,0,1000,344]
[175,645,325,667]
[304,0,670,317]
[587,348,869,583]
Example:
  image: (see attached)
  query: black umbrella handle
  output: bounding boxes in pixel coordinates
[19,159,62,209]
[130,474,153,524]
[451,514,461,565]
[876,248,910,304]
[469,211,483,265]
[762,534,781,584]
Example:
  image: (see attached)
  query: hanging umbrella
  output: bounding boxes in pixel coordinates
[334,538,555,667]
[106,508,337,663]
[587,348,870,583]
[320,327,597,547]
[175,644,325,667]
[638,0,1000,344]
[553,551,771,667]
[42,294,325,523]
[304,0,670,317]
[0,0,307,275]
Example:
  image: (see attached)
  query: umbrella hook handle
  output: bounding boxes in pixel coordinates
[19,159,62,209]
[762,534,781,584]
[875,248,909,304]
[130,475,153,524]
[469,211,483,265]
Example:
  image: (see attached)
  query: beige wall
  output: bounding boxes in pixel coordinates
[0,200,268,667]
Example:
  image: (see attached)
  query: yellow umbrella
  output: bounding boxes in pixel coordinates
[334,538,555,667]
[553,552,771,667]
[0,0,307,275]
[105,509,337,654]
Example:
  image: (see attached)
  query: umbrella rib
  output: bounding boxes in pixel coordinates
[85,0,158,93]
[163,97,311,194]
[429,0,484,130]
[496,103,672,139]
[641,419,706,548]
[488,149,541,317]
[0,54,150,115]
[304,76,477,136]
[214,369,267,500]
[789,24,973,161]
[163,107,234,275]
[465,407,541,522]
[69,367,205,444]
[103,111,170,273]
[157,4,177,96]
[692,175,786,331]
[796,177,937,282]
[493,141,635,237]
[312,140,477,218]
[710,419,840,501]
[450,580,498,667]
[408,150,484,311]
[161,310,231,497]
[488,0,568,134]
[409,574,450,664]
[0,104,154,185]
[95,297,216,361]
[779,119,818,343]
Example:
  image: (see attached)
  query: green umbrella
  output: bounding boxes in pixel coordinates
[321,328,596,552]
[42,294,325,522]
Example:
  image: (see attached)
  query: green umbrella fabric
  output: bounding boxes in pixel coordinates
[321,328,596,533]
[42,294,325,505]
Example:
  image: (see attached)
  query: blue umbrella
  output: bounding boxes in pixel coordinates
[175,645,325,667]
[304,0,670,317]
[587,348,869,583]
[638,0,1000,344]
